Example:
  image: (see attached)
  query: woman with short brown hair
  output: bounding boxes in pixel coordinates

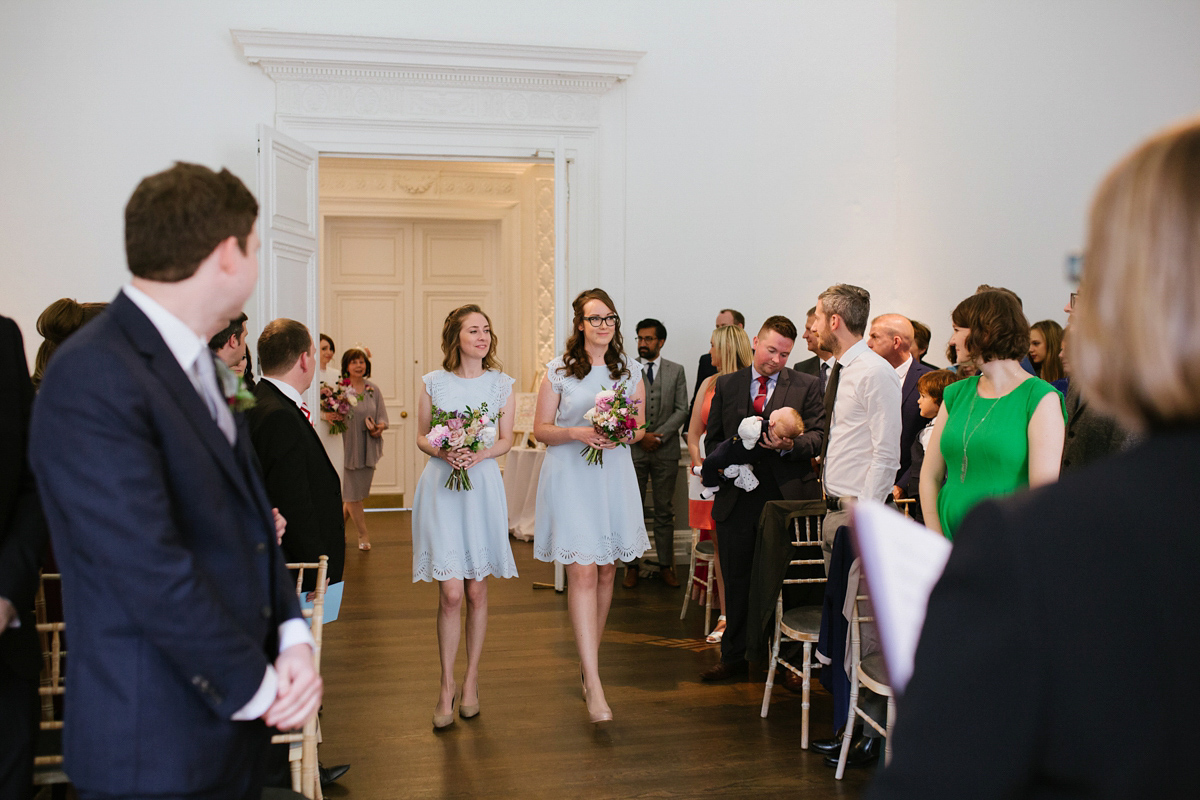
[919,291,1066,540]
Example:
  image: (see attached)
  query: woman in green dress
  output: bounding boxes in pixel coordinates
[919,291,1067,540]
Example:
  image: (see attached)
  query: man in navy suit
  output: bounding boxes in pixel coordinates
[30,163,322,800]
[0,316,49,800]
[866,314,933,501]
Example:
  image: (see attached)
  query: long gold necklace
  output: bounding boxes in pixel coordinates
[960,388,997,483]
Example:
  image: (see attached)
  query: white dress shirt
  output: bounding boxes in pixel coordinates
[122,286,313,720]
[640,355,661,384]
[263,376,307,416]
[895,354,913,384]
[823,338,903,503]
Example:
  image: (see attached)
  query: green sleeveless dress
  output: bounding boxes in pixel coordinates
[937,375,1066,540]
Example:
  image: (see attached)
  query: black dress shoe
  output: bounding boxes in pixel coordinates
[824,734,881,768]
[319,763,351,786]
[808,728,846,754]
[699,660,749,682]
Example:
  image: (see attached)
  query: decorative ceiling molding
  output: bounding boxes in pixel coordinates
[232,30,645,94]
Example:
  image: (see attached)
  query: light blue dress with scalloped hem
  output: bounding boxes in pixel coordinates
[533,356,650,565]
[411,369,518,582]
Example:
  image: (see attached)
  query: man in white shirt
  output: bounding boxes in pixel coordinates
[30,162,321,799]
[809,284,901,768]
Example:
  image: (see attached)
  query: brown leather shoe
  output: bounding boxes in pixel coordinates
[699,660,749,682]
[782,669,805,694]
[622,568,638,588]
[659,566,680,588]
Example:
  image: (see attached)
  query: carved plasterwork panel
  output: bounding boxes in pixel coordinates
[535,177,555,367]
[276,81,601,126]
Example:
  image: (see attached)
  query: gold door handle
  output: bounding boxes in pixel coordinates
[400,411,408,418]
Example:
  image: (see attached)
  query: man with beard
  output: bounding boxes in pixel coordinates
[626,318,689,588]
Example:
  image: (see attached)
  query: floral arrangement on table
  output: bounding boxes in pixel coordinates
[217,360,256,412]
[426,403,499,491]
[319,378,361,435]
[580,384,643,466]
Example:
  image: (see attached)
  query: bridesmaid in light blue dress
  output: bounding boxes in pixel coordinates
[412,305,517,729]
[533,288,649,725]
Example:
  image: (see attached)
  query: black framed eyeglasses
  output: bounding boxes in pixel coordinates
[584,315,619,328]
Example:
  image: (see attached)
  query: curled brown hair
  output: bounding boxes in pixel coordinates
[950,291,1030,364]
[1072,116,1200,431]
[1030,319,1065,383]
[558,288,630,382]
[441,304,501,373]
[33,298,107,388]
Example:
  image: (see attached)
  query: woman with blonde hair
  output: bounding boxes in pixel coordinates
[412,304,517,729]
[533,288,648,725]
[870,117,1200,798]
[685,324,752,642]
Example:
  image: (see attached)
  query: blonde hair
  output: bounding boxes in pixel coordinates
[1072,116,1200,431]
[771,407,804,438]
[711,325,752,377]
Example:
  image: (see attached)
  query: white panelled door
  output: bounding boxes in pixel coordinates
[324,218,503,503]
[256,124,319,408]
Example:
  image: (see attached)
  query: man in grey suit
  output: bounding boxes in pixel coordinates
[626,318,689,588]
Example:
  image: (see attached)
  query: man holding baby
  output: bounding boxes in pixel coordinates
[699,315,825,683]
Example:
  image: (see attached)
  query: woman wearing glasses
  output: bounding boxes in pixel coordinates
[533,288,649,725]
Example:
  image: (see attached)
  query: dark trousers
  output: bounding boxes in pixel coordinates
[716,483,782,665]
[0,663,39,800]
[77,736,268,800]
[632,453,678,568]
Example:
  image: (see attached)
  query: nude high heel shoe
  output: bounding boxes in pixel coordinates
[460,688,480,720]
[433,684,457,730]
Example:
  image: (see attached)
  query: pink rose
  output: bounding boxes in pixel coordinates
[447,430,467,449]
[448,417,464,431]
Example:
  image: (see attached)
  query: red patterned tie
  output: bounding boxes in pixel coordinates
[301,402,312,423]
[753,375,769,414]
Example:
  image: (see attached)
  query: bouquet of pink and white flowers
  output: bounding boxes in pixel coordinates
[580,383,643,466]
[426,403,499,490]
[319,378,361,435]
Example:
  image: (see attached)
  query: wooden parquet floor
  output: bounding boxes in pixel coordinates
[319,512,873,800]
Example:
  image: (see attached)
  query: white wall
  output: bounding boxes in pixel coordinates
[3,0,1199,372]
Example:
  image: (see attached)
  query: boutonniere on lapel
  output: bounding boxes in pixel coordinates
[216,360,257,412]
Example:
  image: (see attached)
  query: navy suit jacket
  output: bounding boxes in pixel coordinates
[896,359,934,490]
[29,292,301,797]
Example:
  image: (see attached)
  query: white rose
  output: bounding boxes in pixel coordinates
[583,408,596,422]
[479,426,497,449]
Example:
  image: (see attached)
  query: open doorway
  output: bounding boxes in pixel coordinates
[317,158,554,504]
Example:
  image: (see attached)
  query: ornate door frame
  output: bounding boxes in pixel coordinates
[233,30,644,354]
